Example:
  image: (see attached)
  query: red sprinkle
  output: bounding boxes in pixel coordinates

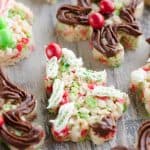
[97,96,109,101]
[88,84,95,90]
[60,91,69,105]
[130,84,137,92]
[0,116,4,127]
[81,129,88,137]
[117,98,125,104]
[52,126,69,141]
[46,86,53,95]
[16,44,23,52]
[99,57,107,63]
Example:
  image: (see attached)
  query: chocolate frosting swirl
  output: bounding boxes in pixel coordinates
[91,25,120,57]
[111,146,134,150]
[146,38,150,44]
[56,4,92,26]
[137,121,150,150]
[77,0,92,8]
[91,116,116,137]
[118,1,142,37]
[0,69,44,149]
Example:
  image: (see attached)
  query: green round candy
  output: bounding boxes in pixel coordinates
[0,28,14,50]
[0,17,7,29]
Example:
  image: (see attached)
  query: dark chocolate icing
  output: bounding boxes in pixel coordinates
[137,121,150,150]
[91,25,121,57]
[77,0,92,7]
[91,116,116,137]
[146,38,150,44]
[56,4,92,26]
[118,1,142,37]
[111,146,134,150]
[0,69,44,149]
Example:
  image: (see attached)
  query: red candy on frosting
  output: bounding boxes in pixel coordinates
[88,12,105,29]
[99,0,115,14]
[46,42,62,60]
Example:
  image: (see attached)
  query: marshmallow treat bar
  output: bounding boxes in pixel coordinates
[0,0,33,66]
[45,43,130,145]
[130,59,150,114]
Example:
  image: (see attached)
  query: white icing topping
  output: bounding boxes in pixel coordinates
[62,48,83,67]
[92,86,125,99]
[76,68,106,82]
[131,68,146,83]
[46,56,58,78]
[47,79,64,109]
[50,102,75,132]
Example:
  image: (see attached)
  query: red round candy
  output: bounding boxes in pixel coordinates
[46,42,62,60]
[0,116,4,127]
[88,12,105,29]
[99,0,115,14]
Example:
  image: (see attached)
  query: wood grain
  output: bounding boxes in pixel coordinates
[0,0,150,149]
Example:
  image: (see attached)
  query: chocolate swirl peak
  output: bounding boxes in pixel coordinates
[146,38,150,44]
[0,69,45,149]
[91,116,116,138]
[56,4,92,26]
[137,120,150,150]
[118,1,142,37]
[77,0,92,8]
[91,25,120,57]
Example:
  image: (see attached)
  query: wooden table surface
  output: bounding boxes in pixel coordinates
[1,0,150,150]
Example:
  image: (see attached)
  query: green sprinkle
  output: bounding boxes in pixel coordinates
[60,63,70,72]
[75,103,81,109]
[114,0,123,16]
[78,112,89,119]
[85,96,97,108]
[60,57,70,72]
[71,81,79,94]
[0,28,15,49]
[114,10,120,16]
[3,104,14,111]
[0,17,7,29]
[123,104,127,112]
[8,8,26,20]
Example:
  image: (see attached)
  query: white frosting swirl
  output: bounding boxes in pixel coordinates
[92,86,126,99]
[76,68,106,82]
[46,56,58,79]
[47,79,64,109]
[50,102,75,132]
[62,48,83,67]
